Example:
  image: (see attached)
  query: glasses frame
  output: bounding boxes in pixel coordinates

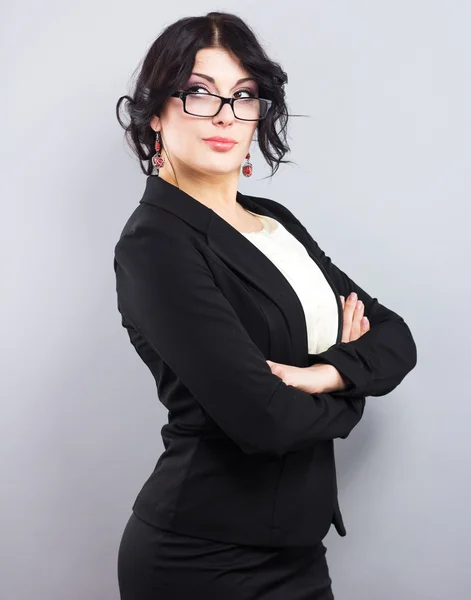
[170,91,272,121]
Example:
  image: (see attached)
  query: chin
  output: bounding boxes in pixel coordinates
[199,162,239,176]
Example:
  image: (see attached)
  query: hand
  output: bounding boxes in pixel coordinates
[265,293,370,393]
[265,360,316,394]
[266,360,344,395]
[340,293,370,342]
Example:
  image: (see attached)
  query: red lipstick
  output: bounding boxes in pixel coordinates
[203,136,238,151]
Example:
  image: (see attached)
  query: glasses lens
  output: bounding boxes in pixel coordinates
[234,98,269,120]
[185,93,221,116]
[185,93,270,120]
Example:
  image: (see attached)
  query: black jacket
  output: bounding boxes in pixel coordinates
[113,175,417,547]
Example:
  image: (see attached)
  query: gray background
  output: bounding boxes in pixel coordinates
[2,1,469,598]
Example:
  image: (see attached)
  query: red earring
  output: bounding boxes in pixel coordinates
[151,131,165,174]
[242,152,253,177]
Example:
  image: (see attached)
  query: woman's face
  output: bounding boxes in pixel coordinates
[150,47,259,180]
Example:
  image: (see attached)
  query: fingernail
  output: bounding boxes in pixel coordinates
[349,292,357,302]
[356,300,363,308]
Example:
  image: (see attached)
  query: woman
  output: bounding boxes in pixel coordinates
[114,11,417,600]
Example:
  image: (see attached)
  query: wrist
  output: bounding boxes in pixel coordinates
[307,363,348,394]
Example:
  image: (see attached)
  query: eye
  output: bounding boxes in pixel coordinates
[234,88,257,99]
[185,84,211,94]
[185,84,257,98]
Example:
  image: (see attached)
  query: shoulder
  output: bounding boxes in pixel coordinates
[113,203,210,285]
[114,202,198,257]
[116,202,189,240]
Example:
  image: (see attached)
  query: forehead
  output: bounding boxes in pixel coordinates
[192,48,255,82]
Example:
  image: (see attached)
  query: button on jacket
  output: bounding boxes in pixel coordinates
[113,175,417,547]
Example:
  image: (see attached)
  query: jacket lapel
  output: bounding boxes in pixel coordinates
[139,175,339,368]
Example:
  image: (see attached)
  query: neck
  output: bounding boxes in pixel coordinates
[157,167,241,215]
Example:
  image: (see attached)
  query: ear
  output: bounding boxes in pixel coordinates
[150,115,161,132]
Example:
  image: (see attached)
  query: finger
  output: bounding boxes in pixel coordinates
[350,300,364,341]
[341,293,357,342]
[361,316,370,334]
[271,363,298,386]
[340,295,345,310]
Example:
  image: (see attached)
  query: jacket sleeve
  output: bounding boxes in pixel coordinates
[114,222,366,457]
[298,222,418,399]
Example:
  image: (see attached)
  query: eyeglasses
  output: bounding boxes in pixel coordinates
[170,91,272,121]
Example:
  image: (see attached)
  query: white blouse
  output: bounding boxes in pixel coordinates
[241,210,338,355]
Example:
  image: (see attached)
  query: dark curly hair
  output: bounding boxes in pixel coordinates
[116,11,306,180]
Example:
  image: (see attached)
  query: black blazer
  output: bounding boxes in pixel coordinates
[113,175,417,547]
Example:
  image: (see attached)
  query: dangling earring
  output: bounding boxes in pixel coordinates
[242,152,253,178]
[151,131,165,175]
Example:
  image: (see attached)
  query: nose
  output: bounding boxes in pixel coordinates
[214,99,235,123]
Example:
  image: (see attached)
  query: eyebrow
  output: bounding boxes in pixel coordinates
[190,72,257,87]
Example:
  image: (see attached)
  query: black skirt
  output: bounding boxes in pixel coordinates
[117,512,335,600]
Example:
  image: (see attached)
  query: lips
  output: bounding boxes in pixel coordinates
[203,137,237,143]
[203,138,238,151]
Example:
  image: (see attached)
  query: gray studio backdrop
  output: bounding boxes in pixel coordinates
[2,1,469,599]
